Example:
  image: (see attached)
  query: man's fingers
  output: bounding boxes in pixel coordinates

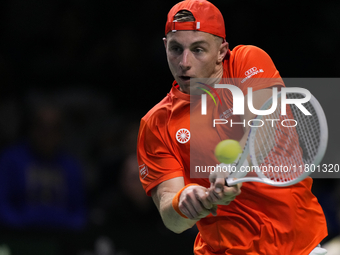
[209,164,231,185]
[206,181,242,206]
[179,188,213,219]
[214,177,225,193]
[196,191,213,210]
[179,201,195,219]
[209,204,218,216]
[223,183,242,196]
[185,192,204,218]
[177,185,234,220]
[207,181,227,203]
[209,172,217,185]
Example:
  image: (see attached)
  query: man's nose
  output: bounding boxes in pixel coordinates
[179,49,192,71]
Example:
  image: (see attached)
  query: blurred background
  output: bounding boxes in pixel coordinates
[0,0,339,254]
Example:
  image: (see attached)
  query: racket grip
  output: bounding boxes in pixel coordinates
[225,178,230,187]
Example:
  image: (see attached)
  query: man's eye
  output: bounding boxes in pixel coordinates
[193,48,204,53]
[171,46,182,53]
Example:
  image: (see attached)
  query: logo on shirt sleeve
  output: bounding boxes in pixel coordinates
[241,66,264,83]
[139,164,149,179]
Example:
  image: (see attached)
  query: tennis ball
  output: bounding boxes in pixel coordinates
[214,139,242,164]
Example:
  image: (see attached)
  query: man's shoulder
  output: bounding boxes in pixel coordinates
[230,45,269,58]
[224,45,271,73]
[141,91,173,125]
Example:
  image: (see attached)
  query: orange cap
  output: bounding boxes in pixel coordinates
[165,0,226,39]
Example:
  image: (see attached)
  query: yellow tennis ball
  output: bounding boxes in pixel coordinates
[215,139,242,164]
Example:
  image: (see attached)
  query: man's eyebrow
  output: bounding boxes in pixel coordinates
[190,40,210,47]
[168,40,210,47]
[168,40,181,46]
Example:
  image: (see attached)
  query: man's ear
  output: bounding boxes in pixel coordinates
[217,41,229,64]
[163,37,167,50]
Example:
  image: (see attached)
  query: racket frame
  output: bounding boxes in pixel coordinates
[226,91,328,187]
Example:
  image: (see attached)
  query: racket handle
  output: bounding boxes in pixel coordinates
[225,178,230,187]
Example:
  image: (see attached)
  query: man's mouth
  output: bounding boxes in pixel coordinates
[179,76,191,82]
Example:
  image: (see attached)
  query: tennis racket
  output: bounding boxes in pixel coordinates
[224,91,328,187]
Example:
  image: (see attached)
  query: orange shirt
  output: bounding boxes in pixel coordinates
[137,45,327,254]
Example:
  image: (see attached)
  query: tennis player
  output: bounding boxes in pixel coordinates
[137,0,328,254]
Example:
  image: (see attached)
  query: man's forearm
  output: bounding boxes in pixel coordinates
[151,177,215,233]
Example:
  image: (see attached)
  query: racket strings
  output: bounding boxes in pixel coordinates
[252,93,320,183]
[289,94,321,165]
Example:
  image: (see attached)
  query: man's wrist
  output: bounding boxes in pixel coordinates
[172,183,199,218]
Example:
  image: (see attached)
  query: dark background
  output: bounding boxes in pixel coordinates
[0,0,339,254]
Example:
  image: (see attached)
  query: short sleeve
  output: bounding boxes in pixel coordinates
[231,45,285,94]
[137,117,184,196]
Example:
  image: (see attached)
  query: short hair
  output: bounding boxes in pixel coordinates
[174,10,195,22]
[172,10,223,43]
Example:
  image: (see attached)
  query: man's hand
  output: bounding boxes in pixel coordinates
[178,185,217,220]
[208,170,242,205]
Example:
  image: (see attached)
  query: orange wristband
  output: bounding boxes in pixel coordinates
[172,183,199,218]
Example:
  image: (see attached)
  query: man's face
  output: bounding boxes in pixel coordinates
[164,31,227,94]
